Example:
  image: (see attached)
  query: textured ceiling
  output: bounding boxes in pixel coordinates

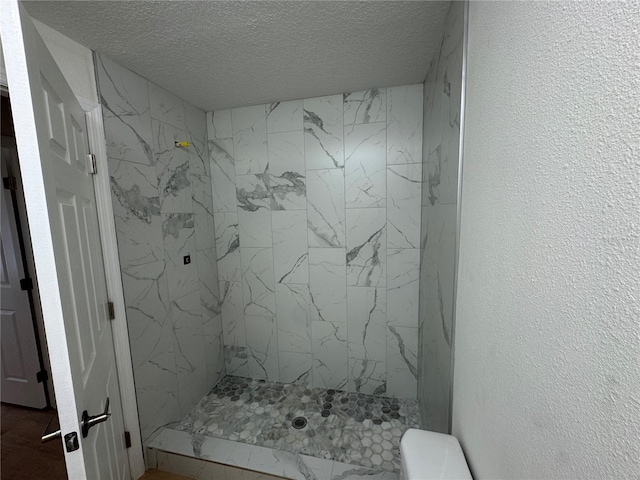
[24,1,451,111]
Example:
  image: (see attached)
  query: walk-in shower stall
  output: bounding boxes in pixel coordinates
[95,2,465,478]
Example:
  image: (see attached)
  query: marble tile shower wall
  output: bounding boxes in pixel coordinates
[208,84,423,399]
[418,0,464,432]
[95,53,224,442]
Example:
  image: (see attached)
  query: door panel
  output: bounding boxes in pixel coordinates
[1,1,130,477]
[0,152,47,408]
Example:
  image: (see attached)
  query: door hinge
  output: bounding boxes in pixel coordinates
[20,278,33,290]
[88,153,97,174]
[36,370,49,383]
[3,176,17,191]
[124,431,132,448]
[107,301,115,320]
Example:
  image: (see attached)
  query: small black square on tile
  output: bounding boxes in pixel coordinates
[183,255,191,264]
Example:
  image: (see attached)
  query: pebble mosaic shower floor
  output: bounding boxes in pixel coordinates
[176,375,420,473]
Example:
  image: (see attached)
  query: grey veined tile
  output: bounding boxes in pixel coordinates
[162,213,198,300]
[387,249,420,328]
[207,109,233,140]
[387,164,422,249]
[108,158,163,267]
[344,122,387,209]
[307,169,345,248]
[346,208,386,287]
[209,137,237,213]
[153,120,192,214]
[266,99,303,134]
[344,88,386,126]
[272,210,308,284]
[240,248,276,318]
[386,84,423,165]
[96,54,154,165]
[268,131,306,211]
[304,95,344,170]
[309,248,347,324]
[232,105,268,175]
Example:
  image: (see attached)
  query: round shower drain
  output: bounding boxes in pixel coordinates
[292,416,308,429]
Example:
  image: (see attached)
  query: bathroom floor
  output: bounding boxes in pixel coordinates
[175,375,420,473]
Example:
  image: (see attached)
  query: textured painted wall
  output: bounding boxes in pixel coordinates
[453,2,640,478]
[96,54,224,442]
[208,85,423,398]
[417,0,463,433]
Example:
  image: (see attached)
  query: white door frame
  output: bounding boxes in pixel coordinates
[79,96,145,479]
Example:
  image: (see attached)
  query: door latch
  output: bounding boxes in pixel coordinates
[81,397,111,438]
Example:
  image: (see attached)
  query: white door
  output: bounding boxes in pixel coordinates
[0,147,48,409]
[1,2,130,478]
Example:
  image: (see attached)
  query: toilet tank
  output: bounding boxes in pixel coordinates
[401,429,472,480]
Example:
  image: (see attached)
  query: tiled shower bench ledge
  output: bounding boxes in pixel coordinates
[147,428,401,480]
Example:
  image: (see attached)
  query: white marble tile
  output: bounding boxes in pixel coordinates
[155,450,227,480]
[225,345,250,377]
[184,102,210,178]
[306,169,346,248]
[163,213,199,300]
[346,208,386,287]
[148,428,344,480]
[331,462,399,480]
[387,249,420,328]
[420,202,456,353]
[311,320,348,390]
[236,173,272,211]
[109,158,164,267]
[219,280,246,346]
[344,122,387,208]
[178,363,208,418]
[238,209,273,248]
[308,249,347,324]
[348,358,386,396]
[197,248,220,318]
[134,347,180,441]
[209,137,237,213]
[387,84,423,165]
[203,314,225,387]
[386,326,418,399]
[120,259,172,369]
[387,164,422,249]
[268,130,305,177]
[347,287,386,362]
[214,212,242,281]
[207,109,233,140]
[96,54,154,165]
[232,105,268,175]
[268,131,306,210]
[278,351,313,386]
[272,210,309,284]
[148,428,236,464]
[343,88,387,126]
[241,248,276,317]
[153,120,192,213]
[191,173,215,251]
[275,284,311,354]
[149,82,186,129]
[303,95,344,170]
[237,174,273,247]
[266,100,303,133]
[172,290,205,375]
[422,203,457,269]
[245,315,279,381]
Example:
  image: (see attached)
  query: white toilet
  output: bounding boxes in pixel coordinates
[401,429,472,479]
